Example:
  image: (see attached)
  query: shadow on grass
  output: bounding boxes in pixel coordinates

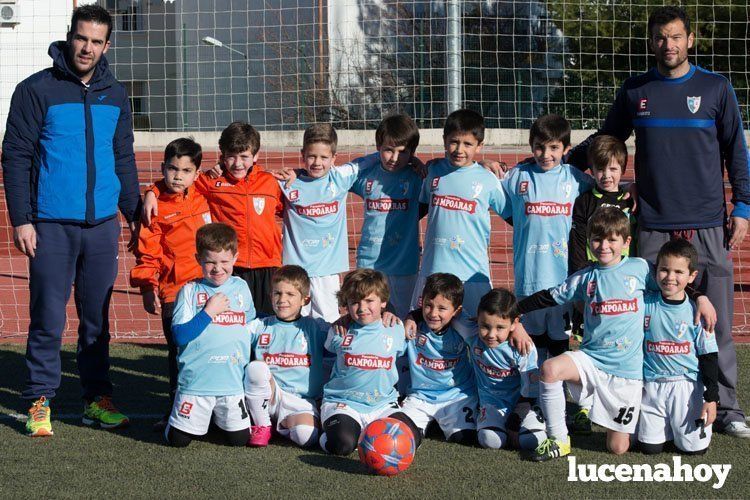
[298,453,372,476]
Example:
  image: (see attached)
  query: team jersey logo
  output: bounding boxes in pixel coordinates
[476,359,516,379]
[366,198,409,212]
[647,340,691,355]
[471,182,483,199]
[296,201,339,217]
[253,197,265,215]
[639,98,648,111]
[400,180,410,195]
[623,276,637,295]
[196,292,209,305]
[202,212,212,224]
[675,320,689,339]
[259,333,271,346]
[212,311,246,325]
[587,281,597,297]
[431,177,440,191]
[289,190,299,201]
[449,235,464,250]
[562,182,572,199]
[524,201,571,216]
[342,334,354,347]
[644,315,651,329]
[384,336,394,351]
[263,352,311,367]
[344,353,393,370]
[432,194,477,213]
[416,354,459,371]
[687,96,701,114]
[518,180,529,195]
[179,402,193,416]
[322,233,335,248]
[417,334,428,346]
[589,298,638,315]
[365,179,374,194]
[236,292,244,309]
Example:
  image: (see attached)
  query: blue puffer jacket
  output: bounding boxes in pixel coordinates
[2,41,140,226]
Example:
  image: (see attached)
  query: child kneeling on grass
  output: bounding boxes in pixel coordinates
[165,223,256,447]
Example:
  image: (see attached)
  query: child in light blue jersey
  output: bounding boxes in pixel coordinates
[411,109,508,316]
[398,273,478,447]
[518,207,715,461]
[638,239,719,455]
[243,265,331,448]
[319,269,415,455]
[452,289,546,451]
[279,124,357,322]
[166,223,256,447]
[501,115,594,362]
[349,114,424,318]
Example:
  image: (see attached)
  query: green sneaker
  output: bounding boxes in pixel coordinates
[571,408,592,434]
[82,396,129,429]
[527,436,571,462]
[26,397,53,437]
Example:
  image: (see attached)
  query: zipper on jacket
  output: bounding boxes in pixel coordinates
[83,86,97,224]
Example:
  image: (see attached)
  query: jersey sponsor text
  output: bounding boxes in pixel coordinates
[344,353,393,370]
[524,201,572,216]
[295,201,339,217]
[431,194,477,214]
[590,298,638,316]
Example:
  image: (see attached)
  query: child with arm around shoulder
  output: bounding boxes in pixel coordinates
[318,269,415,455]
[243,265,331,448]
[165,224,256,447]
[517,207,716,461]
[638,239,719,455]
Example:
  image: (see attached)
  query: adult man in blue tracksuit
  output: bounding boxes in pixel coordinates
[2,5,141,437]
[568,6,750,438]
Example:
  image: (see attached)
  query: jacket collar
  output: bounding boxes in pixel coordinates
[48,40,114,89]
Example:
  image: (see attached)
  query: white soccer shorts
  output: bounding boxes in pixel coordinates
[268,385,320,437]
[320,401,400,429]
[168,392,249,435]
[400,394,478,438]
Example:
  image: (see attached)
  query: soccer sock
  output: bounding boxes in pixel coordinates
[477,428,507,449]
[244,361,272,427]
[289,425,319,448]
[540,380,568,441]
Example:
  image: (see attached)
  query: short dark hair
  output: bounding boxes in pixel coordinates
[587,205,631,242]
[163,137,202,169]
[272,265,311,298]
[443,109,485,143]
[657,238,699,273]
[421,273,464,310]
[338,269,389,307]
[376,114,420,152]
[477,288,519,321]
[219,121,261,156]
[196,223,238,257]
[648,6,691,38]
[529,114,571,148]
[588,135,627,173]
[70,5,113,41]
[303,123,338,154]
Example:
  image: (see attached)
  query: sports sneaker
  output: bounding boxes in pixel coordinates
[26,397,53,437]
[722,421,750,438]
[82,396,129,429]
[570,408,592,434]
[247,425,272,447]
[527,436,571,462]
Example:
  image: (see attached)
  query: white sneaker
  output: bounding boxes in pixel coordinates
[722,421,750,438]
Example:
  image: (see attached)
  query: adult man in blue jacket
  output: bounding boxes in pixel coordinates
[568,6,750,438]
[2,5,141,436]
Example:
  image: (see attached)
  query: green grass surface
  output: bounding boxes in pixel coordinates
[0,344,748,498]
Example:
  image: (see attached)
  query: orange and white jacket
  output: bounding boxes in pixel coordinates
[130,181,211,303]
[150,165,284,269]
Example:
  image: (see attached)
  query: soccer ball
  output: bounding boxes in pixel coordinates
[358,418,415,476]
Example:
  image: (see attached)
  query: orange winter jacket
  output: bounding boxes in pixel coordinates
[149,165,284,269]
[130,181,211,303]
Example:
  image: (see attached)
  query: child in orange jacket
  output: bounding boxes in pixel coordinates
[130,138,211,428]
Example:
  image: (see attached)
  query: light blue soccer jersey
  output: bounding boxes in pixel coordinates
[419,160,507,282]
[173,276,256,395]
[323,320,406,413]
[549,257,654,380]
[248,315,330,399]
[405,320,477,403]
[451,316,539,409]
[502,162,594,296]
[280,163,358,277]
[349,152,422,275]
[643,292,719,382]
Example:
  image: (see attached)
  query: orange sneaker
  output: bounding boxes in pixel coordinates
[26,397,53,437]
